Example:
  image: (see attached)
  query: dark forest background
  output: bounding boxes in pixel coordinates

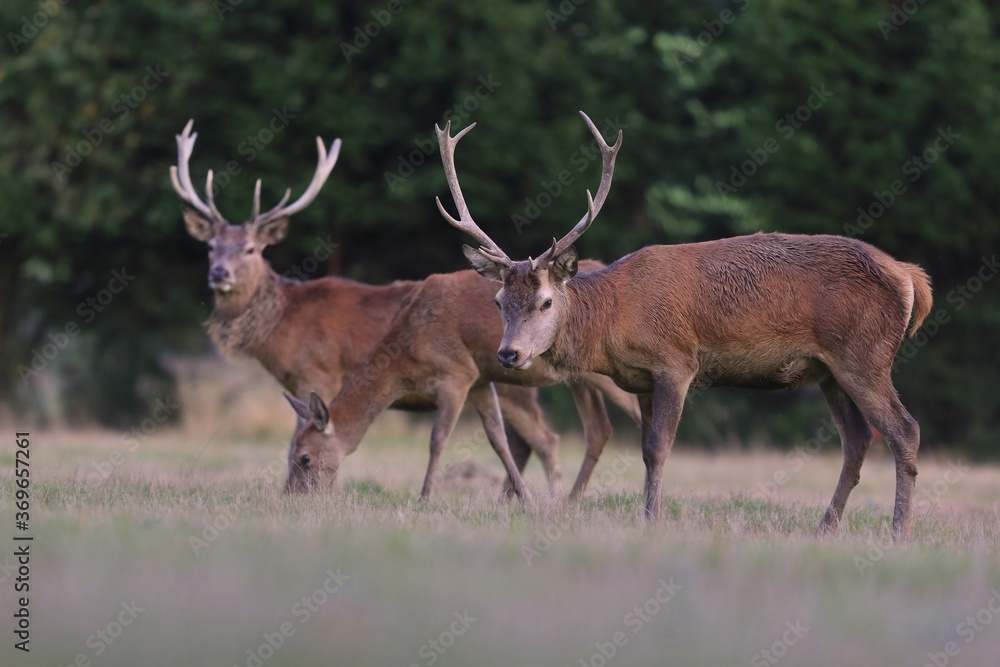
[1,0,997,456]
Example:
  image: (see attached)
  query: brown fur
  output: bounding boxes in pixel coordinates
[285,262,643,500]
[480,232,932,537]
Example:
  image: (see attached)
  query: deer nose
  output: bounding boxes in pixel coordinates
[208,266,230,283]
[497,348,519,368]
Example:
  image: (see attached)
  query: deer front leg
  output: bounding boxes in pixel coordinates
[419,385,466,501]
[467,384,532,502]
[640,377,689,522]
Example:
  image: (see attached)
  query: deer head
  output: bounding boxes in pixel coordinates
[170,120,341,300]
[435,111,621,369]
[282,390,345,493]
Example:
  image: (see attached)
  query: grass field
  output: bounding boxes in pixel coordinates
[2,420,999,667]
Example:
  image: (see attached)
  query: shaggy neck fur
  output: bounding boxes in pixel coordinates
[207,267,292,358]
[544,267,620,377]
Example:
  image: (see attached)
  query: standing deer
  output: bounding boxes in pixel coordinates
[436,112,933,537]
[170,120,639,497]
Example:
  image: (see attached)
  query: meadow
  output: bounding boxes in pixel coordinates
[2,419,999,667]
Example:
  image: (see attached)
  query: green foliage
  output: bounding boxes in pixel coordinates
[1,0,997,454]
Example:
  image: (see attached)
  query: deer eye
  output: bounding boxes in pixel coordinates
[245,246,255,255]
[540,298,553,311]
[495,300,502,311]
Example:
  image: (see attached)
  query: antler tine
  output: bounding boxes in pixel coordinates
[251,179,262,220]
[204,170,225,222]
[170,119,227,223]
[253,136,342,226]
[537,111,622,262]
[434,121,512,266]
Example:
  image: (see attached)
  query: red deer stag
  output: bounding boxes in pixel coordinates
[170,120,638,497]
[436,112,932,537]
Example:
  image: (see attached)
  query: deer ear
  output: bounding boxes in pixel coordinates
[183,209,215,241]
[551,245,579,283]
[308,390,332,434]
[283,391,313,422]
[254,216,290,246]
[463,244,505,283]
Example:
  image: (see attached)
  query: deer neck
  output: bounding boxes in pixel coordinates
[207,265,290,358]
[327,359,407,454]
[545,271,619,377]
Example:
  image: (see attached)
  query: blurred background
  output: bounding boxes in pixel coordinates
[1,0,997,457]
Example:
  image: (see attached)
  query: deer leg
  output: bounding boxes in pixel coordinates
[818,376,875,533]
[419,386,466,501]
[497,391,563,498]
[832,369,920,538]
[467,384,532,502]
[640,378,688,522]
[582,372,642,427]
[567,379,614,501]
[501,427,532,499]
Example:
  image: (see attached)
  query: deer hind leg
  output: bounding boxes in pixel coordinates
[830,368,920,538]
[468,384,532,502]
[641,376,690,522]
[496,387,562,498]
[419,384,467,501]
[818,376,875,534]
[582,371,642,427]
[567,379,614,501]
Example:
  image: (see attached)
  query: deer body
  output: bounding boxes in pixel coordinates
[436,112,932,537]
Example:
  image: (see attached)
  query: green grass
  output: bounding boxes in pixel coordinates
[2,427,999,666]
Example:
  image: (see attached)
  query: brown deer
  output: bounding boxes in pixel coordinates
[436,112,933,537]
[170,120,639,498]
[282,259,636,500]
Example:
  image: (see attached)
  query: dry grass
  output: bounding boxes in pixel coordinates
[2,421,999,666]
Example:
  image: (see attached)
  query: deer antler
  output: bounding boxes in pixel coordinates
[170,119,228,225]
[535,111,621,263]
[434,121,513,267]
[251,135,342,227]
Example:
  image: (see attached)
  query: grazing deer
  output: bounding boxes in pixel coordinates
[436,112,933,537]
[170,120,639,497]
[282,259,636,500]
